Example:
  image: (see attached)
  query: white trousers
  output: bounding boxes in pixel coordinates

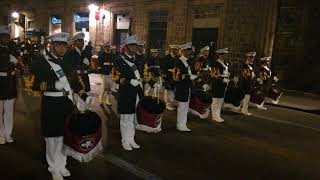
[120,114,136,144]
[211,98,224,119]
[177,92,190,128]
[45,137,67,173]
[120,95,139,144]
[100,75,113,99]
[164,89,175,106]
[241,94,250,112]
[0,99,15,138]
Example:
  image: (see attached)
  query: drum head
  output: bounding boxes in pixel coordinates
[68,111,101,136]
[139,96,166,114]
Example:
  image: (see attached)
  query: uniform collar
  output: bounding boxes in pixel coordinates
[217,59,227,68]
[262,65,270,71]
[179,55,188,62]
[125,52,135,60]
[75,47,82,56]
[170,52,175,58]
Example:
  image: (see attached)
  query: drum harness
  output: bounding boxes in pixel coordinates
[44,55,86,113]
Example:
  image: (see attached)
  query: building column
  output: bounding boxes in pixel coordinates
[62,0,74,35]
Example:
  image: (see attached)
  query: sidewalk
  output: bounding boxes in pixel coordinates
[265,91,320,113]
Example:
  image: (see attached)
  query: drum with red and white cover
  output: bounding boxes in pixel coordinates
[136,96,165,133]
[189,90,212,119]
[64,110,103,162]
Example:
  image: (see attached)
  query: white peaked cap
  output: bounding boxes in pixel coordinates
[169,44,180,49]
[179,42,192,50]
[47,32,70,43]
[215,48,229,54]
[103,42,111,47]
[260,56,271,61]
[122,35,138,45]
[200,46,210,53]
[72,32,85,41]
[137,41,145,46]
[0,25,10,34]
[150,49,158,53]
[246,52,256,57]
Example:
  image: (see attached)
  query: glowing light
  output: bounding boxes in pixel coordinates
[88,4,98,12]
[12,12,19,18]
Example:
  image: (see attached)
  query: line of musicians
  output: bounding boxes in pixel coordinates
[1,26,281,178]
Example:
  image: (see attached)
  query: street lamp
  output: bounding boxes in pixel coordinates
[88,4,98,12]
[12,12,19,18]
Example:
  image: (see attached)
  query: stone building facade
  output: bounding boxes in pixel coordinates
[1,0,319,92]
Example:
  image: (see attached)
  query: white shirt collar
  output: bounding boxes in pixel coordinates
[262,65,270,71]
[125,52,135,59]
[75,47,82,56]
[179,55,188,62]
[50,52,59,59]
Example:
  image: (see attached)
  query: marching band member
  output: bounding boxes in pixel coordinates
[172,42,197,131]
[26,32,87,180]
[0,26,19,145]
[255,56,279,109]
[112,35,143,151]
[145,49,161,97]
[210,48,230,122]
[194,46,210,90]
[239,51,256,115]
[98,43,114,106]
[159,44,179,110]
[64,32,91,101]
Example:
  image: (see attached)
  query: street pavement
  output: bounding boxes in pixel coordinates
[1,75,320,180]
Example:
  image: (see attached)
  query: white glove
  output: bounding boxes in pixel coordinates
[202,84,209,91]
[252,72,255,78]
[233,76,238,83]
[83,58,90,65]
[73,94,88,112]
[257,78,263,85]
[274,76,279,82]
[55,81,64,90]
[222,70,230,78]
[9,55,18,64]
[86,95,94,105]
[223,78,230,84]
[190,75,198,80]
[130,79,140,87]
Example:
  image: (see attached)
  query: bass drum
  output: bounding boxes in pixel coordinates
[64,110,103,162]
[250,84,265,105]
[136,96,165,133]
[189,90,212,119]
[224,85,245,107]
[268,84,283,101]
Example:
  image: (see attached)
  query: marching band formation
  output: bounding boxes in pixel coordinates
[0,24,283,180]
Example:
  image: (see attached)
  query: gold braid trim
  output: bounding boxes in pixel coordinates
[210,67,220,79]
[111,67,120,82]
[24,75,40,96]
[143,63,150,81]
[78,75,86,97]
[242,68,251,80]
[172,67,181,81]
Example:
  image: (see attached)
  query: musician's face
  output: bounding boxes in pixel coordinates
[182,48,193,58]
[203,50,209,58]
[75,39,84,50]
[125,44,137,56]
[104,46,111,52]
[151,52,158,58]
[247,56,255,64]
[218,53,226,60]
[52,42,68,57]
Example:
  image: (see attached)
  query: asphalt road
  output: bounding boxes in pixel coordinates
[1,76,320,180]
